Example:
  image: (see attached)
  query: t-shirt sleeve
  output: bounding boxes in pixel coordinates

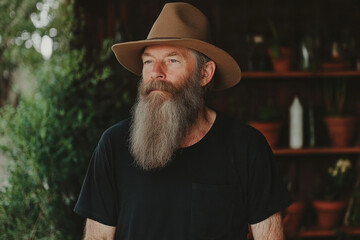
[74,132,118,226]
[246,130,291,224]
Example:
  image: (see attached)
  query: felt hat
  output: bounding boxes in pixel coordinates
[112,2,241,90]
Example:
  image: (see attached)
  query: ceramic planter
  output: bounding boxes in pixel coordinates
[312,200,347,229]
[248,121,281,149]
[267,47,293,72]
[321,60,351,71]
[283,201,305,237]
[323,116,357,147]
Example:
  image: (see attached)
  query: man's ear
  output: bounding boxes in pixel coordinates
[200,60,216,87]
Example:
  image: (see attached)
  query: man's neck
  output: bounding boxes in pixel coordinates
[180,106,216,148]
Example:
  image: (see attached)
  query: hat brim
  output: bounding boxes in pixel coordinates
[112,38,241,91]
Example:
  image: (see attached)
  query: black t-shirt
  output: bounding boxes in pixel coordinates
[74,113,290,240]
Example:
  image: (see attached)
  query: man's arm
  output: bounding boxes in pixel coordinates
[250,212,284,240]
[83,218,116,240]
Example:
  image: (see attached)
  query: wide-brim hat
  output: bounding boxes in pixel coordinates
[112,2,241,90]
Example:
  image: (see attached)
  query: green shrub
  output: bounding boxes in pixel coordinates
[0,0,137,238]
[0,42,136,239]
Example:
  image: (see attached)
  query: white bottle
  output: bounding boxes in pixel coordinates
[289,96,303,149]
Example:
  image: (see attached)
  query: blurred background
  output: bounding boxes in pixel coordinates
[0,0,359,239]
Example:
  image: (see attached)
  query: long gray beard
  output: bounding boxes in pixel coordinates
[129,74,203,170]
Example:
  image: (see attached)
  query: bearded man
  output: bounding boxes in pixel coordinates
[74,2,291,240]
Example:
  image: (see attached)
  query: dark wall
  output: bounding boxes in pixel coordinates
[73,0,360,71]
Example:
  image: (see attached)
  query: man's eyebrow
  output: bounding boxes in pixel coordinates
[142,52,153,58]
[141,51,181,58]
[167,51,180,57]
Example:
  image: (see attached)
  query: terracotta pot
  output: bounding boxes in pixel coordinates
[323,116,357,147]
[321,60,351,71]
[312,200,347,229]
[283,201,305,237]
[248,121,281,149]
[268,47,293,72]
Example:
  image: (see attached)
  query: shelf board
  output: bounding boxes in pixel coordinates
[242,71,360,78]
[273,147,360,155]
[297,226,360,237]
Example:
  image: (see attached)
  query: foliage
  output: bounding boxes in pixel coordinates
[349,188,360,225]
[319,158,354,201]
[255,99,278,122]
[348,163,360,226]
[0,0,35,105]
[0,0,136,238]
[323,79,348,116]
[0,0,68,105]
[0,43,136,239]
[268,20,281,58]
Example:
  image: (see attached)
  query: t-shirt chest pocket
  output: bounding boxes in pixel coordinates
[190,183,236,240]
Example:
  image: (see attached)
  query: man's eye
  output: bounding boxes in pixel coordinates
[169,59,179,63]
[143,60,152,64]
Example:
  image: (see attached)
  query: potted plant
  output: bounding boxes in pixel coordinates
[267,21,293,72]
[321,41,351,71]
[323,79,357,147]
[283,201,306,237]
[312,158,354,229]
[345,162,360,227]
[283,177,306,238]
[248,100,281,149]
[347,184,360,227]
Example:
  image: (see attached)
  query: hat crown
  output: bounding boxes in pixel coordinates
[111,2,241,90]
[147,2,211,42]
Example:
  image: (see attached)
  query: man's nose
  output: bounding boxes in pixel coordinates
[151,61,166,80]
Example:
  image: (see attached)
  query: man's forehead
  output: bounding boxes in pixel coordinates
[142,45,194,57]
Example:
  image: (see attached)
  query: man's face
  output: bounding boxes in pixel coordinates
[129,45,205,170]
[141,45,197,96]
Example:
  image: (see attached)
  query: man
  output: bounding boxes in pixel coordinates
[74,2,290,240]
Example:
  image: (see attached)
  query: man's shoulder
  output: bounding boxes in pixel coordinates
[217,113,262,139]
[217,113,269,148]
[100,118,131,143]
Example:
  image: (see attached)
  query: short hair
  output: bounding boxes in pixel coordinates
[192,50,215,94]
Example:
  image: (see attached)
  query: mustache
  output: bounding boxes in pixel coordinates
[139,79,178,96]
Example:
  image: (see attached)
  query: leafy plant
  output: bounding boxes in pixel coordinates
[346,163,360,226]
[0,43,135,239]
[0,0,65,106]
[268,20,281,58]
[256,99,278,122]
[324,79,347,116]
[319,158,354,201]
[0,0,136,239]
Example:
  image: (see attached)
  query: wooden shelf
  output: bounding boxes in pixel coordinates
[297,226,360,238]
[273,147,360,155]
[242,71,360,78]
